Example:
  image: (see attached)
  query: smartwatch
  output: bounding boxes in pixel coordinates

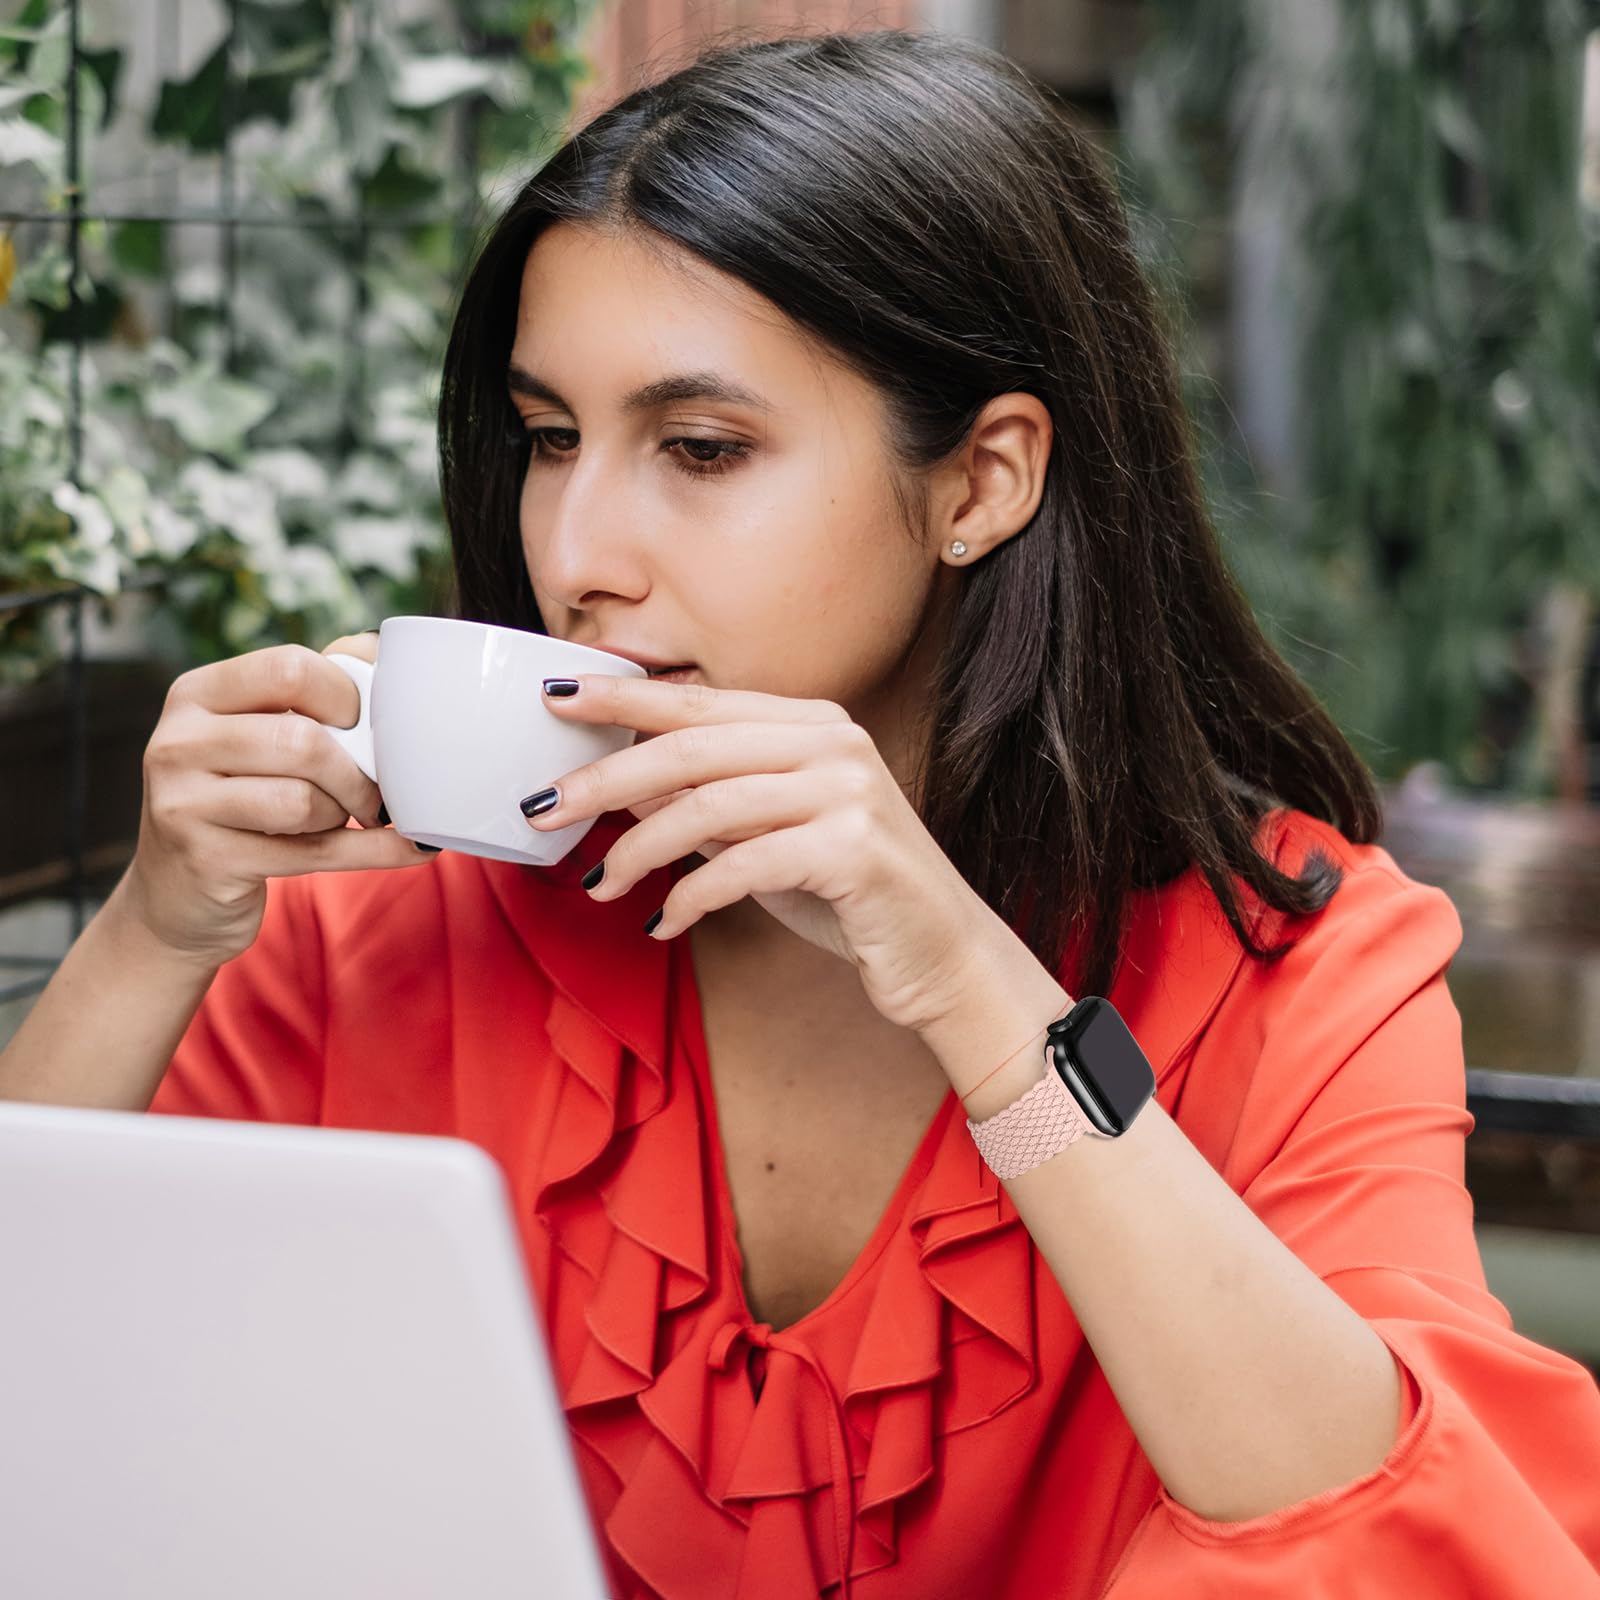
[966,996,1155,1180]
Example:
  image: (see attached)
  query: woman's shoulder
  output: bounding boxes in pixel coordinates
[1226,803,1464,1000]
[1165,804,1468,1170]
[1244,804,1464,980]
[1123,805,1456,1010]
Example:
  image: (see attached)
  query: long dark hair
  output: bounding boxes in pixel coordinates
[438,28,1380,1002]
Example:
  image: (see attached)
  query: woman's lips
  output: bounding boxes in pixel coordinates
[648,665,697,681]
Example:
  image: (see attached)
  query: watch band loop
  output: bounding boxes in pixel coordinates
[965,1054,1092,1180]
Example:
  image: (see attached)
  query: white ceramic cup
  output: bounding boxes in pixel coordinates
[319,616,647,867]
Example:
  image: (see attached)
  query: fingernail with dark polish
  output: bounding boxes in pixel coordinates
[542,678,580,698]
[581,861,605,891]
[643,908,664,936]
[417,843,443,853]
[377,802,390,826]
[521,787,560,817]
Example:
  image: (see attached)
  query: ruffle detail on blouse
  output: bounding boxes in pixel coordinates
[489,830,1046,1597]
[535,980,714,1415]
[557,1079,1039,1599]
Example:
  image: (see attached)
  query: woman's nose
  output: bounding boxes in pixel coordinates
[528,446,650,606]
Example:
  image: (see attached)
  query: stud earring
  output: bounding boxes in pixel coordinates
[950,540,968,558]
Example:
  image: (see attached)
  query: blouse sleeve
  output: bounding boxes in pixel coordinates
[147,871,326,1125]
[1105,864,1600,1598]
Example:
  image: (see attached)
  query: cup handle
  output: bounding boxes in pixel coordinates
[321,654,378,782]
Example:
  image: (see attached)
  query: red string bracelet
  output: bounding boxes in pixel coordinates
[958,999,1074,1106]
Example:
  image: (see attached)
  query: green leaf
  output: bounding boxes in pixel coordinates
[360,145,441,212]
[151,39,226,150]
[150,39,295,149]
[333,48,395,175]
[79,46,122,129]
[336,454,403,511]
[149,366,278,457]
[50,484,115,551]
[0,114,60,169]
[235,0,335,53]
[14,247,69,310]
[29,265,125,343]
[391,55,498,109]
[240,67,300,128]
[145,501,201,561]
[110,218,166,277]
[24,12,68,93]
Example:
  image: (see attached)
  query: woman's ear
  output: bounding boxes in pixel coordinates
[928,392,1053,563]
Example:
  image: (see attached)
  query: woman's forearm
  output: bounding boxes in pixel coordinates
[918,941,1403,1525]
[0,870,220,1111]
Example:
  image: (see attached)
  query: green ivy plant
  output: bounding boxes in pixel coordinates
[1117,0,1600,796]
[0,0,595,687]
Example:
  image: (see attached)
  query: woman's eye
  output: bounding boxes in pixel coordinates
[526,427,579,457]
[664,437,750,477]
[515,426,749,480]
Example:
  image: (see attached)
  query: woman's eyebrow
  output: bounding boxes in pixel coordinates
[505,364,771,413]
[504,366,566,406]
[624,372,773,413]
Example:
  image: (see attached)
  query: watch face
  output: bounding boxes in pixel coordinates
[1048,997,1155,1136]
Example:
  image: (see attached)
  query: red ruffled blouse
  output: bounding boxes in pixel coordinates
[149,807,1600,1597]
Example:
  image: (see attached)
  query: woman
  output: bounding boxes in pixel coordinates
[6,29,1598,1599]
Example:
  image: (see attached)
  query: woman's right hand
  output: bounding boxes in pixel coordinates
[119,635,435,970]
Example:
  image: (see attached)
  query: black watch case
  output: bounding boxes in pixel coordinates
[1045,996,1156,1137]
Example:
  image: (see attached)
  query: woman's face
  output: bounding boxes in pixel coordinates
[508,222,954,778]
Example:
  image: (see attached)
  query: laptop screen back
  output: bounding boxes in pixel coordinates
[0,1102,611,1600]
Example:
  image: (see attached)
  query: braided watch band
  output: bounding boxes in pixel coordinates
[966,1050,1093,1180]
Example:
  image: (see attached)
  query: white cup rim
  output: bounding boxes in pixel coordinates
[375,616,648,676]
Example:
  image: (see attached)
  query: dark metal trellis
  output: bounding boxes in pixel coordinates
[0,0,473,1008]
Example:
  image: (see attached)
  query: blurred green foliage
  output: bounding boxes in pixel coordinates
[0,0,595,685]
[1118,0,1600,794]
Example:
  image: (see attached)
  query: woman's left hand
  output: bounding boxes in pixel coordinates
[525,673,998,1035]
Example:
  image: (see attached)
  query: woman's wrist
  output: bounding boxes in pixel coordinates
[916,933,1071,1120]
[109,869,232,977]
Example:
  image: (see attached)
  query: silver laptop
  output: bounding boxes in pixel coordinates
[0,1101,612,1599]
